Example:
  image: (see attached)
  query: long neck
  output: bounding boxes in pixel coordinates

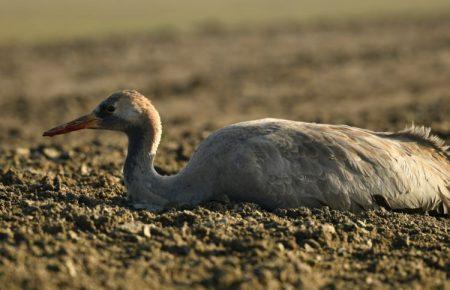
[125,126,157,173]
[123,119,205,208]
[124,106,162,183]
[124,116,171,204]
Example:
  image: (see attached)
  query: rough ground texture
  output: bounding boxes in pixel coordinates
[0,16,449,289]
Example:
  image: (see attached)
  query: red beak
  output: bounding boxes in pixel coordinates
[43,113,100,137]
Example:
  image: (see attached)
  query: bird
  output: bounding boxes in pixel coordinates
[43,90,450,214]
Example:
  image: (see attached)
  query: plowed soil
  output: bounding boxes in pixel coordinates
[0,16,449,289]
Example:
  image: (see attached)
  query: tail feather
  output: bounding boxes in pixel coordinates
[392,125,449,161]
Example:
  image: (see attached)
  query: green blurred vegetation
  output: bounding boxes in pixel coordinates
[1,0,450,43]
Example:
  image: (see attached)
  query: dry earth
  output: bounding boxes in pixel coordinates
[0,16,449,289]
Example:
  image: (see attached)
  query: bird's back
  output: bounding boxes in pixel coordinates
[185,119,450,213]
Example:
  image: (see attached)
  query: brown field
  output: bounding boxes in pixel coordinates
[0,15,449,289]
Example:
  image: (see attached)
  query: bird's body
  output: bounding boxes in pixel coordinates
[44,90,450,213]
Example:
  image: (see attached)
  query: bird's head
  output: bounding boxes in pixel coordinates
[43,90,160,137]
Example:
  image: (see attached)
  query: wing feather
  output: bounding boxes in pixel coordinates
[245,121,449,212]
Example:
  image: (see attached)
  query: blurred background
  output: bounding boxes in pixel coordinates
[0,0,449,149]
[2,0,450,43]
[1,2,450,289]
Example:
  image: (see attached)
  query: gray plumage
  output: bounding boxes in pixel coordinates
[179,120,449,213]
[43,90,450,214]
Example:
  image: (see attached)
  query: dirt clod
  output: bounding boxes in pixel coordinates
[0,15,449,289]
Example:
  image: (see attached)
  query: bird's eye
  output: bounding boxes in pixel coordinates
[106,105,115,113]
